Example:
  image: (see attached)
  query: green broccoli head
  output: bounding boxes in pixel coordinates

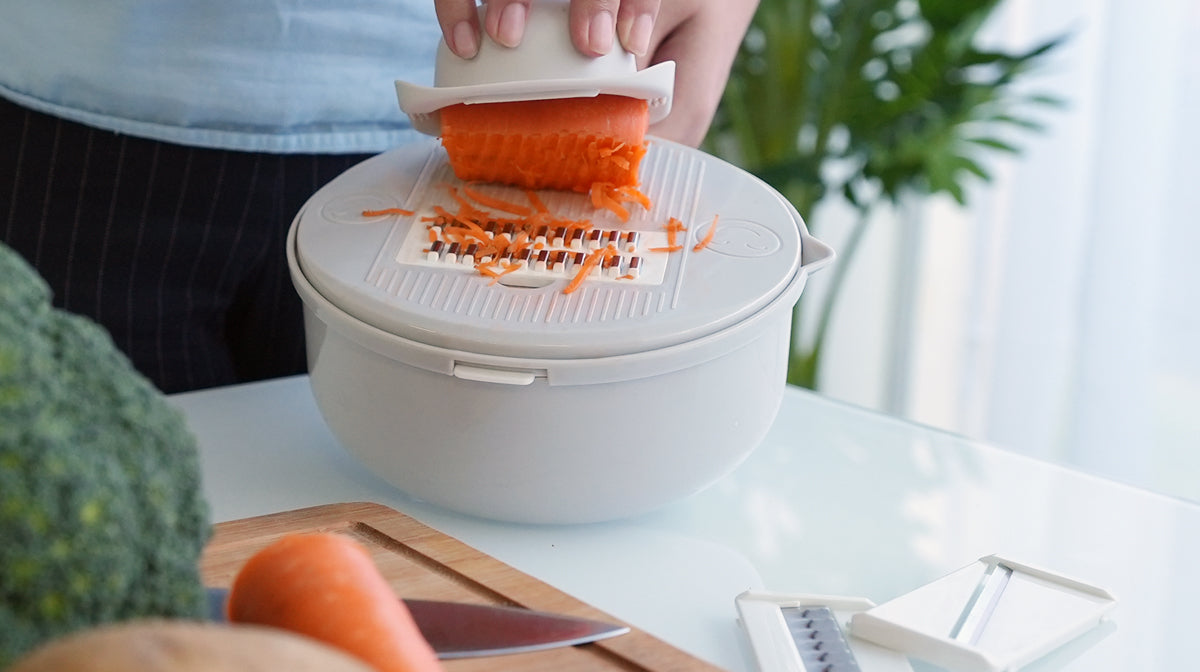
[0,242,212,666]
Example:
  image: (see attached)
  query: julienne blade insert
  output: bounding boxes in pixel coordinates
[397,209,672,288]
[781,605,862,672]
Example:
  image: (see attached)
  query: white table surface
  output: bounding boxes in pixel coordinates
[171,374,1200,671]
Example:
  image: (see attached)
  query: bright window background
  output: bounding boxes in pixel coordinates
[807,0,1200,503]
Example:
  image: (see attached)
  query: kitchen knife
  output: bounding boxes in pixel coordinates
[206,587,629,659]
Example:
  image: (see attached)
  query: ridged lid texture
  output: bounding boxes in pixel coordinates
[293,137,802,359]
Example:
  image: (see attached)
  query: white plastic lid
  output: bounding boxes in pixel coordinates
[291,136,809,361]
[396,0,674,136]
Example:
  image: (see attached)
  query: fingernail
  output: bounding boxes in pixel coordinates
[620,13,653,57]
[588,10,615,55]
[451,20,479,58]
[496,2,527,48]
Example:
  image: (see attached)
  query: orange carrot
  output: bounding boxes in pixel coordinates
[362,207,415,217]
[693,214,720,252]
[227,533,443,672]
[439,95,649,192]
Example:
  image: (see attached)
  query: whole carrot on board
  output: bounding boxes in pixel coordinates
[226,533,443,672]
[439,94,649,193]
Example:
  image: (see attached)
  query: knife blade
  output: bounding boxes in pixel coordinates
[206,587,629,659]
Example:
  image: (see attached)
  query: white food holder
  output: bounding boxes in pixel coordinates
[287,136,833,523]
[395,0,675,136]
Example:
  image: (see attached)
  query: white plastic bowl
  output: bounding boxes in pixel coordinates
[287,137,833,524]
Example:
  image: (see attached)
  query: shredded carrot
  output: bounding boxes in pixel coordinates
[444,186,486,219]
[617,185,652,210]
[664,216,688,248]
[601,195,630,222]
[563,245,615,294]
[429,205,457,224]
[525,190,550,214]
[589,182,635,222]
[442,225,489,246]
[431,205,489,238]
[692,214,720,252]
[463,184,534,216]
[509,230,532,256]
[373,179,692,294]
[490,233,512,257]
[588,182,607,210]
[362,207,415,217]
[477,259,522,285]
[477,261,502,277]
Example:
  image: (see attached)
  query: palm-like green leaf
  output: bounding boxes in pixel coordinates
[704,0,1066,388]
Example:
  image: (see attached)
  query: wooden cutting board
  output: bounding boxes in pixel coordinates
[199,501,725,671]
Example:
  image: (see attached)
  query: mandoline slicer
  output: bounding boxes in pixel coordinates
[736,556,1116,672]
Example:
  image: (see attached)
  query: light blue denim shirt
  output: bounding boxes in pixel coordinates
[0,1,441,153]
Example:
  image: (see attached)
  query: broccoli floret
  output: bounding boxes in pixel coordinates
[0,242,212,666]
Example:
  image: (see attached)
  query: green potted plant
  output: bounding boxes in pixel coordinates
[704,0,1064,388]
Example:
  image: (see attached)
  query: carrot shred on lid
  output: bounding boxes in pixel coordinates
[361,207,415,217]
[663,216,688,248]
[509,230,532,255]
[525,190,550,214]
[443,225,489,245]
[491,233,512,256]
[589,182,633,222]
[444,186,487,219]
[463,184,534,216]
[693,214,720,252]
[617,185,652,210]
[433,205,488,237]
[478,259,522,285]
[369,178,696,294]
[563,245,615,294]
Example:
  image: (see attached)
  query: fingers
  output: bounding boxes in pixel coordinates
[615,0,659,58]
[435,0,661,59]
[433,0,757,147]
[483,0,533,49]
[568,0,660,57]
[433,0,483,58]
[435,0,534,56]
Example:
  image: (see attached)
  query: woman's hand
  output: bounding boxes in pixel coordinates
[432,0,759,147]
